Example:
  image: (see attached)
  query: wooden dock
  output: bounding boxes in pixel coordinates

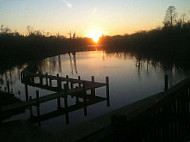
[1,64,110,125]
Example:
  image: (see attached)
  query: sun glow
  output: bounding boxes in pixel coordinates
[87,30,102,43]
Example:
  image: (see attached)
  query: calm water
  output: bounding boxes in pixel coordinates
[0,50,188,132]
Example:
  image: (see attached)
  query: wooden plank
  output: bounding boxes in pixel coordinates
[1,92,66,112]
[30,97,106,123]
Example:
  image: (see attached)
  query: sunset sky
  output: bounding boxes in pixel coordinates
[0,0,190,37]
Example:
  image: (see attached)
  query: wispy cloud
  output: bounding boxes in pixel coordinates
[92,8,97,15]
[62,0,72,8]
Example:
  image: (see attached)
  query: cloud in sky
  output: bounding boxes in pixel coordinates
[62,0,72,8]
[92,8,97,15]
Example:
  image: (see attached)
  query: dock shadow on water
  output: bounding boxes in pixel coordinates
[0,50,189,133]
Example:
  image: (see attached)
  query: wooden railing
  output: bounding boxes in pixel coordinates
[111,77,190,142]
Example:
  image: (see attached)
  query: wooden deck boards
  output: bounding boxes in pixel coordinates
[30,96,106,123]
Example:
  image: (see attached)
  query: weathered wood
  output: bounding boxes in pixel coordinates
[36,90,40,126]
[25,84,28,101]
[7,81,10,93]
[91,76,95,96]
[45,73,48,86]
[106,77,110,107]
[29,96,33,118]
[165,74,169,91]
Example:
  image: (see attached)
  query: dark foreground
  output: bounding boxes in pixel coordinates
[1,77,190,142]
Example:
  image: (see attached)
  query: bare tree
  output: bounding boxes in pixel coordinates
[181,13,186,24]
[164,6,177,27]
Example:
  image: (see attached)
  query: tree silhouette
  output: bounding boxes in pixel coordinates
[164,6,177,27]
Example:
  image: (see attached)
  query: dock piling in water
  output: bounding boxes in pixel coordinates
[91,76,95,96]
[7,81,10,93]
[29,96,33,118]
[106,77,110,106]
[45,73,48,86]
[165,74,169,91]
[36,90,41,126]
[25,84,28,101]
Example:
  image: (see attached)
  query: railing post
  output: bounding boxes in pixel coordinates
[165,74,169,91]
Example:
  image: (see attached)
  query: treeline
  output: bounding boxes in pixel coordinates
[0,26,94,71]
[0,25,93,61]
[99,6,190,69]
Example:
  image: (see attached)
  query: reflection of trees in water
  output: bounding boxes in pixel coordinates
[37,56,60,75]
[0,65,25,89]
[37,52,78,75]
[69,52,78,75]
[105,51,186,86]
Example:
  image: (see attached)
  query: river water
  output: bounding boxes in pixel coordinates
[0,50,188,132]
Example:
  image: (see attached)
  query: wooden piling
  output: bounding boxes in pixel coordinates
[29,96,33,118]
[78,76,81,88]
[106,77,110,107]
[91,76,95,96]
[0,104,2,123]
[18,91,21,95]
[39,73,43,85]
[7,81,10,93]
[36,90,40,126]
[165,74,169,91]
[57,74,61,90]
[11,89,13,94]
[64,89,69,124]
[66,75,69,88]
[25,84,29,101]
[45,73,48,86]
[49,78,52,87]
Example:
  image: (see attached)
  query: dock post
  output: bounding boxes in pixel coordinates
[91,76,95,96]
[25,84,29,101]
[39,72,43,85]
[29,96,33,118]
[36,90,41,126]
[57,97,61,110]
[165,74,169,91]
[32,75,34,83]
[18,91,21,95]
[57,74,61,90]
[66,75,69,89]
[11,89,13,94]
[45,73,48,86]
[106,77,110,107]
[64,85,69,124]
[78,76,81,87]
[49,78,52,87]
[57,79,61,110]
[0,104,2,123]
[82,82,87,116]
[7,81,10,93]
[83,95,87,116]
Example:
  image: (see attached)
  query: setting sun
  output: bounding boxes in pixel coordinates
[87,30,102,43]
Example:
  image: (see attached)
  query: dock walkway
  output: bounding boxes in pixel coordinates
[1,64,109,125]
